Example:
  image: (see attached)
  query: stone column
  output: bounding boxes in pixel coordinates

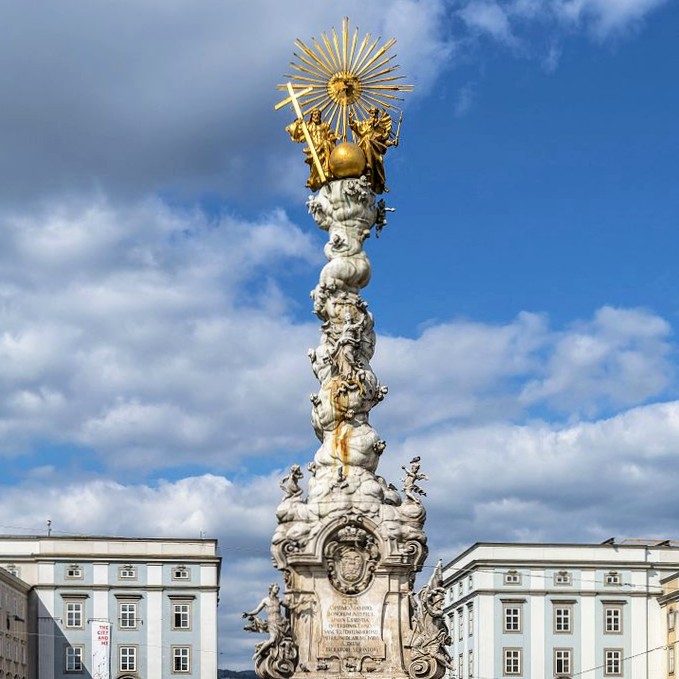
[241,175,450,679]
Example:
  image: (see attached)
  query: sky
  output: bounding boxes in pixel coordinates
[0,0,678,669]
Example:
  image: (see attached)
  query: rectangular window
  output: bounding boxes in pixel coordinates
[554,571,572,585]
[469,649,474,678]
[119,566,137,579]
[120,646,137,672]
[604,649,622,676]
[458,581,464,596]
[172,567,190,580]
[458,608,464,641]
[65,602,83,629]
[119,602,137,629]
[173,602,191,630]
[503,648,522,676]
[468,574,473,590]
[554,648,572,675]
[605,571,621,586]
[173,646,191,673]
[504,570,521,585]
[604,606,622,634]
[66,565,82,579]
[458,654,463,679]
[503,605,522,633]
[554,606,572,633]
[669,645,675,675]
[669,609,676,631]
[468,604,474,636]
[65,646,83,673]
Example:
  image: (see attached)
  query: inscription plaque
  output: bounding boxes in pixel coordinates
[318,599,385,658]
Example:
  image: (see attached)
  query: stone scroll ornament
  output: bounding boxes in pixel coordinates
[244,17,448,679]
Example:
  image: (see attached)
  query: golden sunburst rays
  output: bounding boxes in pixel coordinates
[278,17,413,141]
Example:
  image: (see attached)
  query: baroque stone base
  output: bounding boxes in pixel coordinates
[285,516,417,679]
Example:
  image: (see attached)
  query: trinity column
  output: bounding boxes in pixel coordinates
[242,18,452,679]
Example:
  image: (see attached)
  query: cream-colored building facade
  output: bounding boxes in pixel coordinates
[660,571,679,679]
[0,564,30,679]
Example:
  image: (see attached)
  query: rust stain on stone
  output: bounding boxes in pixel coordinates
[329,376,351,476]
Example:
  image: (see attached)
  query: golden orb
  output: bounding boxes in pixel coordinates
[329,142,366,179]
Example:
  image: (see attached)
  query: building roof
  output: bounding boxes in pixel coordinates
[443,540,679,576]
[0,534,221,563]
[0,534,217,543]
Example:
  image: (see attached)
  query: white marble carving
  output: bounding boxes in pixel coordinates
[243,584,299,679]
[250,177,445,679]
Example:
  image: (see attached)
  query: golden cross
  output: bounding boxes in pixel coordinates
[274,83,326,184]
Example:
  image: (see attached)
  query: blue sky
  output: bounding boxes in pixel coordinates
[0,0,678,668]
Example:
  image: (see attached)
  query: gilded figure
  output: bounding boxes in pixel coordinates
[349,107,397,194]
[286,109,338,191]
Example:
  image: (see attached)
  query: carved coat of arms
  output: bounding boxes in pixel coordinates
[324,522,380,595]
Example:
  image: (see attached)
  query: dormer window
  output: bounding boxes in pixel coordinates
[173,566,190,580]
[504,570,521,585]
[605,571,621,586]
[66,564,83,579]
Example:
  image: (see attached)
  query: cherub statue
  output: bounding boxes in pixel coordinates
[349,107,397,194]
[402,456,428,504]
[286,108,338,191]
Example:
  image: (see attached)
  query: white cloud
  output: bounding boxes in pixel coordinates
[0,197,321,469]
[459,2,515,42]
[454,0,668,55]
[0,473,277,551]
[555,0,669,37]
[373,306,672,438]
[520,306,673,414]
[1,193,673,473]
[381,399,679,557]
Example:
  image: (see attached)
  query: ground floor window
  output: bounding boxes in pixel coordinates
[503,648,522,676]
[669,645,675,675]
[554,648,572,675]
[65,645,83,673]
[604,649,623,676]
[120,646,137,672]
[173,646,191,673]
